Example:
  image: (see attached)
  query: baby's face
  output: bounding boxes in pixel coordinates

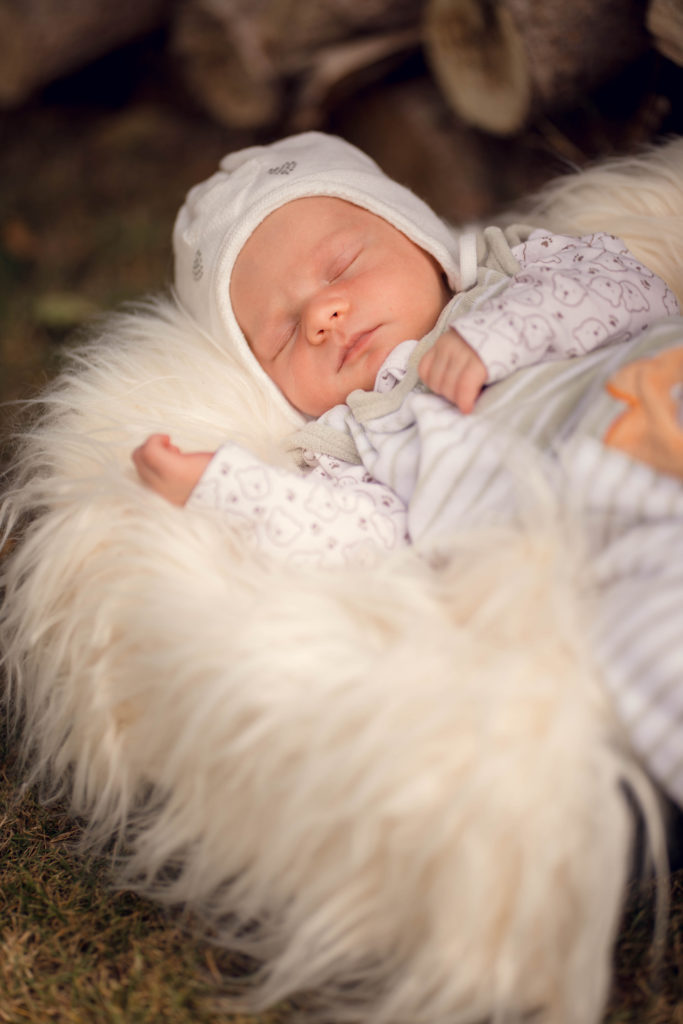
[230,197,449,416]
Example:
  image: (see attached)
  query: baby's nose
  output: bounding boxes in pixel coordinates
[305,291,349,345]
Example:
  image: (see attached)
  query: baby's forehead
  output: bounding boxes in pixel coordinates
[251,195,377,238]
[237,196,405,273]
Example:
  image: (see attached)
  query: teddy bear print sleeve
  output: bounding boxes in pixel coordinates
[452,231,679,383]
[187,440,409,568]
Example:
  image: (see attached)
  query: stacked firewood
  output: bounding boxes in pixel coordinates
[170,0,653,135]
[0,0,167,106]
[2,0,682,135]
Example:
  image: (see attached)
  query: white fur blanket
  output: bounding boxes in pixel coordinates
[3,139,683,1024]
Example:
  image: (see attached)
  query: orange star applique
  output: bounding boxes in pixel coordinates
[604,345,683,480]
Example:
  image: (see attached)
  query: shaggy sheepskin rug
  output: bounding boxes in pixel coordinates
[2,139,683,1024]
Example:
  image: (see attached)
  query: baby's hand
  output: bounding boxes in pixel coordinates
[132,434,214,506]
[418,329,487,413]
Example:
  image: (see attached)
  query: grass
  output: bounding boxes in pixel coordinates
[605,872,683,1023]
[0,733,295,1024]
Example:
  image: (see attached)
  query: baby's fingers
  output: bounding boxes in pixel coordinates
[132,435,177,480]
[418,345,461,397]
[419,346,486,412]
[453,360,487,413]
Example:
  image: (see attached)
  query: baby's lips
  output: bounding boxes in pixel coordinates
[337,326,378,369]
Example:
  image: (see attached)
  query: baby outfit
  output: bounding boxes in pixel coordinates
[178,131,683,807]
[189,227,678,555]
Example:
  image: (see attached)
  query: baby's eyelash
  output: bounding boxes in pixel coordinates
[329,248,360,281]
[276,321,298,353]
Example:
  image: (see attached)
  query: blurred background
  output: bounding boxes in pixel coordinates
[2,3,683,1020]
[2,0,683,448]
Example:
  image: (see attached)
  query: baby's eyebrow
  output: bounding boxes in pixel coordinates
[256,310,292,361]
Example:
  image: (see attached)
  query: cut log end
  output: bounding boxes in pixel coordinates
[424,0,650,137]
[647,0,683,65]
[424,0,531,135]
[171,3,281,129]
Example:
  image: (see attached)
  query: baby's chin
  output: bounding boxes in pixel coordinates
[302,381,371,418]
[358,337,400,386]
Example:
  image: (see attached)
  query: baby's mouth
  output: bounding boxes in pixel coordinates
[339,327,378,369]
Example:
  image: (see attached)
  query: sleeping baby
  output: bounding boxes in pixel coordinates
[133,132,681,549]
[133,132,683,805]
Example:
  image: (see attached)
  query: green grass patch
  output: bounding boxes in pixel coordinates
[0,735,293,1024]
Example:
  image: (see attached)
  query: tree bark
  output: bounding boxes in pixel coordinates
[0,0,168,107]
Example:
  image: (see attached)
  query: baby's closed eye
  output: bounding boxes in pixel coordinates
[327,245,361,282]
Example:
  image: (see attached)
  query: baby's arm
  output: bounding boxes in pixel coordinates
[132,434,213,506]
[418,231,678,413]
[451,231,679,384]
[133,434,408,567]
[418,329,487,412]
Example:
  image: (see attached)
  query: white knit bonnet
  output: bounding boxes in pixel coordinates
[173,131,466,415]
